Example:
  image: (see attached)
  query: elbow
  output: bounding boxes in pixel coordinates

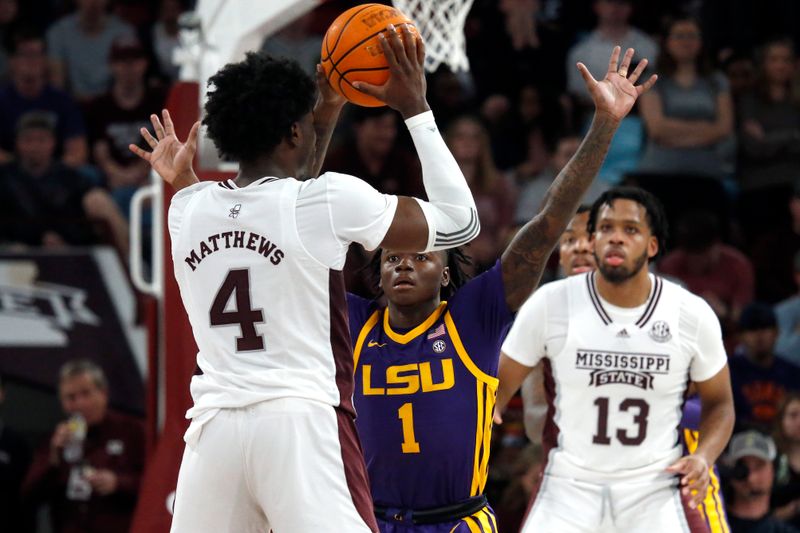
[431,207,480,249]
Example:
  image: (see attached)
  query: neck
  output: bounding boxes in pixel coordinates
[387,298,441,330]
[675,63,697,79]
[598,23,628,41]
[749,352,774,368]
[788,445,800,469]
[730,495,771,519]
[79,12,105,33]
[236,154,295,186]
[15,78,44,99]
[769,84,788,101]
[112,82,144,108]
[21,159,50,177]
[596,267,652,307]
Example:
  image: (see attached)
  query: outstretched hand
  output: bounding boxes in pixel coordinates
[577,46,658,123]
[129,109,200,189]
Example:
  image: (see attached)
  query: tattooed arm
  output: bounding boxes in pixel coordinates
[501,46,658,311]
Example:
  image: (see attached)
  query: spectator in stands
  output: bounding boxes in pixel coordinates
[22,359,144,533]
[730,303,800,433]
[323,106,422,197]
[151,0,183,81]
[638,16,735,179]
[514,134,608,224]
[775,251,800,364]
[738,38,800,270]
[722,50,757,105]
[0,27,87,167]
[773,394,800,529]
[0,372,32,533]
[445,114,516,272]
[46,0,135,101]
[658,210,754,330]
[724,430,800,533]
[84,35,166,216]
[495,443,544,532]
[0,112,128,255]
[565,0,656,184]
[0,0,18,82]
[566,0,657,114]
[261,11,321,77]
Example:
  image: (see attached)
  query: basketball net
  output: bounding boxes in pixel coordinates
[392,0,474,73]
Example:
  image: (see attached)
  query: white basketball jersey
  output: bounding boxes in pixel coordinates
[168,175,397,425]
[502,272,727,482]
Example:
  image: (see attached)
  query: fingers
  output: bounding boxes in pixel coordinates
[163,109,175,137]
[400,24,418,67]
[384,24,410,71]
[636,73,659,95]
[617,47,634,77]
[141,127,158,149]
[606,45,621,75]
[378,27,400,71]
[627,58,648,84]
[576,62,597,86]
[352,80,385,100]
[128,144,152,162]
[416,29,426,65]
[186,121,201,152]
[150,113,166,140]
[493,411,503,425]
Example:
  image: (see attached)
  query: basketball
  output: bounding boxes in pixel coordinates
[321,3,420,107]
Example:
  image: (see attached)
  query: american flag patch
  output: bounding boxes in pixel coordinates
[427,324,445,339]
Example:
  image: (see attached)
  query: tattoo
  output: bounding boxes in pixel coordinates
[501,115,618,311]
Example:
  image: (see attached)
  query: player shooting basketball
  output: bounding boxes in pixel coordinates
[346,44,657,532]
[129,23,483,533]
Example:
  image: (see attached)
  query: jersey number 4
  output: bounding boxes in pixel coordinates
[592,397,650,446]
[209,269,265,351]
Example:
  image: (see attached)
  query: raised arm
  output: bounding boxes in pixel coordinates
[308,64,346,178]
[356,24,478,253]
[501,47,657,311]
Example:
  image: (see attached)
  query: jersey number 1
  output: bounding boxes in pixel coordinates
[209,269,265,351]
[398,403,420,453]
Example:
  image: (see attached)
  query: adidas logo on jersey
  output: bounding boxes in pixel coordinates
[617,328,630,338]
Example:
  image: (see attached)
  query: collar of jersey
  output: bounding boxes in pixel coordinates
[221,177,280,189]
[588,271,662,327]
[382,301,448,344]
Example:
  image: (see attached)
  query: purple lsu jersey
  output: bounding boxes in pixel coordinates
[680,396,730,533]
[348,262,514,510]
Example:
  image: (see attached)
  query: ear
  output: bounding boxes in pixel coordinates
[441,266,450,287]
[647,235,659,259]
[289,121,303,148]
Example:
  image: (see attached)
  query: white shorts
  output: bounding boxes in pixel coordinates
[521,473,707,533]
[170,397,377,533]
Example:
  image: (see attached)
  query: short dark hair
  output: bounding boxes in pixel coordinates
[6,26,45,55]
[576,205,591,215]
[202,53,316,162]
[587,186,669,260]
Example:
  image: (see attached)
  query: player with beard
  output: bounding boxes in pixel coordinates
[497,187,735,532]
[348,48,657,532]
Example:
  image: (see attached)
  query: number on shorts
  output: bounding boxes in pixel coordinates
[592,397,650,446]
[398,403,420,454]
[209,269,265,351]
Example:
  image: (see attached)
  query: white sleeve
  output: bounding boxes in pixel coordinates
[167,181,215,243]
[325,172,398,251]
[405,111,479,252]
[501,287,550,367]
[686,295,728,382]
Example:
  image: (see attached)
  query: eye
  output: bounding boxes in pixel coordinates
[564,237,576,245]
[625,226,639,234]
[599,223,612,232]
[416,254,428,261]
[386,255,398,263]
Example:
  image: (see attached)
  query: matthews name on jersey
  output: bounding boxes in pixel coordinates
[348,262,514,510]
[502,271,728,483]
[167,173,399,441]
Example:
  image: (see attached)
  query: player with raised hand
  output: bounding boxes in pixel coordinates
[347,46,657,532]
[497,186,735,532]
[130,23,479,533]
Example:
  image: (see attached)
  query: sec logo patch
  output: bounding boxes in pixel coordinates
[432,340,446,353]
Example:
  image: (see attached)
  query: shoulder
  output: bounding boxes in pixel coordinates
[629,27,658,48]
[719,244,752,266]
[105,412,145,436]
[47,14,77,36]
[671,279,715,318]
[170,181,217,209]
[107,15,135,35]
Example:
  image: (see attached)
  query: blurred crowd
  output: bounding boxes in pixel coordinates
[1,0,800,531]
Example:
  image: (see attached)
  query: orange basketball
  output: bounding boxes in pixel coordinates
[321,3,419,107]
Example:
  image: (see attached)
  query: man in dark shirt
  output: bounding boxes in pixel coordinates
[22,359,145,533]
[725,431,800,533]
[0,372,32,533]
[0,111,128,255]
[730,303,800,432]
